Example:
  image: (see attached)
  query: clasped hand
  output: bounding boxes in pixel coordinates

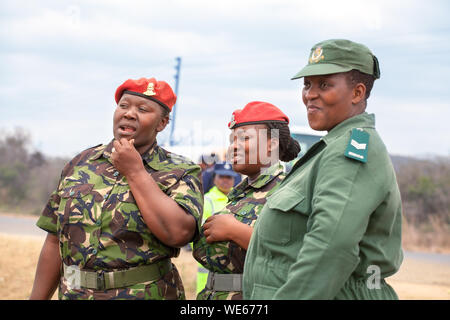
[110,138,144,177]
[203,214,238,244]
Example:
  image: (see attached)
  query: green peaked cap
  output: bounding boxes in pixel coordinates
[291,39,381,80]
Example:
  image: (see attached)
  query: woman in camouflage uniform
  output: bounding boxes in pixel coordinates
[193,101,300,300]
[30,77,203,300]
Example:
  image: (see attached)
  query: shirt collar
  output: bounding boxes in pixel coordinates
[228,162,284,201]
[322,112,375,145]
[89,139,160,169]
[288,113,375,173]
[208,186,230,200]
[89,143,109,161]
[140,141,163,170]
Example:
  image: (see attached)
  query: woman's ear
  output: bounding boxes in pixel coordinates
[270,137,279,151]
[267,137,281,165]
[267,137,280,157]
[156,115,170,132]
[352,82,367,105]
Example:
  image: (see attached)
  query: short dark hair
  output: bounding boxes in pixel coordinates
[160,106,170,119]
[344,69,376,101]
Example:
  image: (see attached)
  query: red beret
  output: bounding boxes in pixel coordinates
[115,77,176,112]
[228,101,289,129]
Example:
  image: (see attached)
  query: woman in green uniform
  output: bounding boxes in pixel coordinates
[193,101,300,300]
[243,39,403,300]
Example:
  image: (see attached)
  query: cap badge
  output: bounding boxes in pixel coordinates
[309,47,324,64]
[224,163,231,170]
[229,114,236,128]
[143,83,156,96]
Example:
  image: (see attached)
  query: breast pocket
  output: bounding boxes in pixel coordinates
[258,187,310,245]
[58,183,95,231]
[114,184,147,233]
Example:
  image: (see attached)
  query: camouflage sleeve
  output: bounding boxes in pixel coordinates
[36,191,59,234]
[193,219,244,273]
[35,150,85,234]
[166,164,204,234]
[36,171,65,234]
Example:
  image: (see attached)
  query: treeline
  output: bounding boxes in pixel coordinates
[393,155,450,224]
[0,128,68,215]
[0,128,449,226]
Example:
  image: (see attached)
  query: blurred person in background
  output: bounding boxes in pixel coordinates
[200,153,241,193]
[199,152,219,193]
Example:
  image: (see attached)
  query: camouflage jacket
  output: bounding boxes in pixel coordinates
[192,162,285,300]
[36,140,203,300]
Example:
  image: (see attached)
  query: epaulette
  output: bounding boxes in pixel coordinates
[344,128,370,163]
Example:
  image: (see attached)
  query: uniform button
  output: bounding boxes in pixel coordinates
[95,220,102,226]
[113,171,119,177]
[241,211,246,215]
[92,249,98,255]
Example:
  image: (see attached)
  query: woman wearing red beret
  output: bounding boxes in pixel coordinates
[192,101,300,300]
[31,77,203,300]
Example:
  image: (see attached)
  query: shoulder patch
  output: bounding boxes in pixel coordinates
[344,128,370,163]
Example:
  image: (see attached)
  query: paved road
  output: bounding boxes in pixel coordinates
[0,214,47,238]
[1,214,450,266]
[403,251,450,266]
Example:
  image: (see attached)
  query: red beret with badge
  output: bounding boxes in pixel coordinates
[115,77,177,112]
[228,101,290,129]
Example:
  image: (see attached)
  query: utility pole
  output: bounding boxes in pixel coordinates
[170,57,181,146]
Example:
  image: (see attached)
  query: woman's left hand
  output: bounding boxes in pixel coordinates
[203,214,238,243]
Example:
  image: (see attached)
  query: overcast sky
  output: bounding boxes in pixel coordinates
[1,0,449,160]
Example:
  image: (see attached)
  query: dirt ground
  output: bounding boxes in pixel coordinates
[0,233,448,300]
[387,256,450,300]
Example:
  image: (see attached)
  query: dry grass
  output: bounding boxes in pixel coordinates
[0,233,198,300]
[173,249,198,300]
[402,215,450,254]
[1,232,449,300]
[0,233,56,299]
[387,255,450,300]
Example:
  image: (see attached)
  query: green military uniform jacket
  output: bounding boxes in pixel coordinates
[243,113,403,300]
[36,140,203,300]
[193,163,285,300]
